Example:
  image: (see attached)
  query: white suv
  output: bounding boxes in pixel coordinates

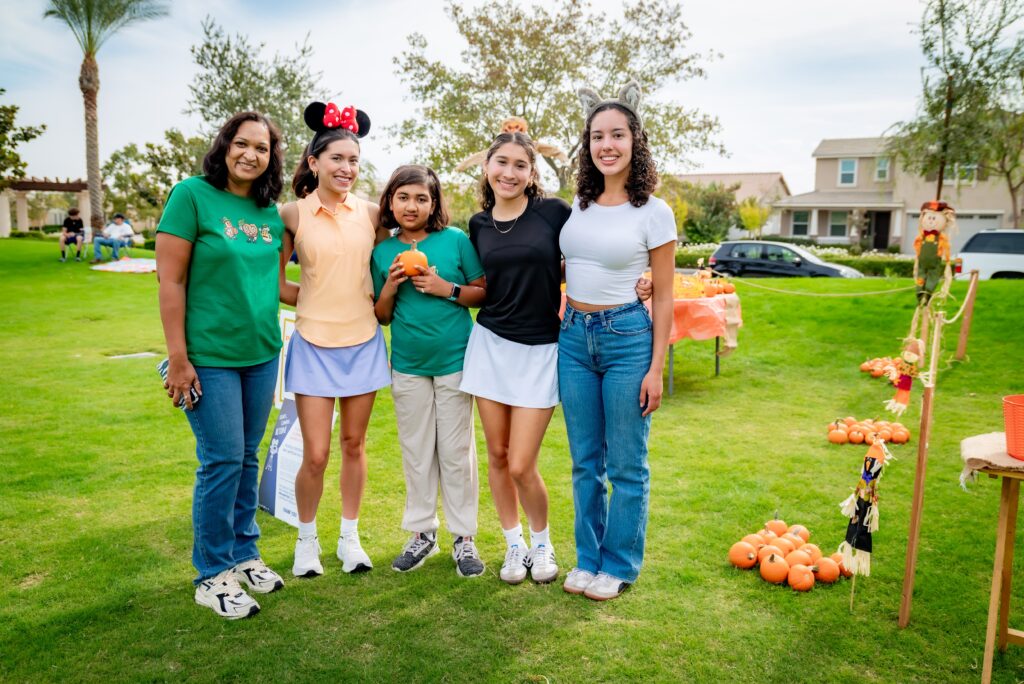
[955,229,1024,280]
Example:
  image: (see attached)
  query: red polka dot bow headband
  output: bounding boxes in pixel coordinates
[303,101,371,139]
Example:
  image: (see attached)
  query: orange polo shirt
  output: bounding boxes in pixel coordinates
[293,191,378,348]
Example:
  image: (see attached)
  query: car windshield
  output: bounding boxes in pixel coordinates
[787,244,826,264]
[961,232,1024,254]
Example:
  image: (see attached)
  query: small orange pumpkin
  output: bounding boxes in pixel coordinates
[773,536,796,556]
[722,282,736,294]
[801,543,822,563]
[831,552,853,578]
[398,240,429,276]
[848,429,865,445]
[891,429,911,444]
[828,428,849,444]
[787,524,810,542]
[764,519,788,536]
[781,532,805,549]
[814,557,840,584]
[785,549,812,567]
[760,554,789,584]
[788,563,815,591]
[757,544,783,564]
[742,533,765,548]
[729,541,758,569]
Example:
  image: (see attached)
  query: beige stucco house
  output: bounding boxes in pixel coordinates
[675,172,790,237]
[773,137,1014,254]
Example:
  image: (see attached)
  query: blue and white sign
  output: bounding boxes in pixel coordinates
[258,398,303,528]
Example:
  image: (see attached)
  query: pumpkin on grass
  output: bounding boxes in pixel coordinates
[781,532,805,549]
[773,536,796,556]
[764,519,788,536]
[742,533,765,548]
[831,552,853,578]
[757,544,783,564]
[814,557,841,584]
[787,524,810,542]
[785,549,812,567]
[801,543,823,563]
[788,564,815,591]
[760,554,789,584]
[729,541,758,569]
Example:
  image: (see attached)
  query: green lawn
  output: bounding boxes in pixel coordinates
[1,239,1023,683]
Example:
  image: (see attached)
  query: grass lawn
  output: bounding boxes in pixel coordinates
[1,238,1023,683]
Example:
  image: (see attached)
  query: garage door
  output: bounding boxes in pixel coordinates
[905,212,1002,254]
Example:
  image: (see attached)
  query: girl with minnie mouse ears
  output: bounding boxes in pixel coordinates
[278,101,393,580]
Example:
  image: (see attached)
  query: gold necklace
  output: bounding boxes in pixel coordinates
[491,198,529,234]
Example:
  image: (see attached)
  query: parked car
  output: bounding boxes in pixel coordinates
[955,229,1024,279]
[708,240,864,278]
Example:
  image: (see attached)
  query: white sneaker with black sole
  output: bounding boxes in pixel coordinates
[293,536,324,578]
[233,558,284,593]
[499,543,528,584]
[337,532,373,573]
[194,569,260,620]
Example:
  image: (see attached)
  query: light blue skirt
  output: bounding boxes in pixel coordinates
[284,327,391,398]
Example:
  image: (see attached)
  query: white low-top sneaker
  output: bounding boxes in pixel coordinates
[563,568,596,595]
[233,558,284,593]
[526,544,558,583]
[194,569,260,620]
[293,536,324,578]
[583,572,629,601]
[499,543,528,584]
[337,532,373,573]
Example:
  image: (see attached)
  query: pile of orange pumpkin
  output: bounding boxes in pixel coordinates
[827,416,911,445]
[860,357,896,379]
[728,518,852,591]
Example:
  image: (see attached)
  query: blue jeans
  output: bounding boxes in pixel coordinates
[184,358,277,583]
[558,300,653,583]
[93,237,130,259]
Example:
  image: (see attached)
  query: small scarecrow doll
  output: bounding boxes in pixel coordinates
[838,439,893,577]
[884,337,924,416]
[913,200,955,306]
[455,116,568,172]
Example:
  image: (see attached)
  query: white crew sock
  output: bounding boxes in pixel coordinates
[340,517,359,537]
[298,519,318,539]
[530,526,550,548]
[503,524,526,549]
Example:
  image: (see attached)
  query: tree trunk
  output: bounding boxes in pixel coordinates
[79,55,104,233]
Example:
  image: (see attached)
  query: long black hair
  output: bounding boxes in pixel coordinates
[575,103,657,210]
[291,128,361,200]
[202,112,283,208]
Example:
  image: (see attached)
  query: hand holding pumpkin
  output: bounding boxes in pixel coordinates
[382,257,410,294]
[409,265,447,297]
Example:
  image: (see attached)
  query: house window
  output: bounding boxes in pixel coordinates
[944,163,978,186]
[792,211,809,236]
[875,157,890,182]
[838,159,857,186]
[830,211,848,237]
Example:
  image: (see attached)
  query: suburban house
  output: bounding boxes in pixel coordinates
[773,137,1015,254]
[674,172,790,238]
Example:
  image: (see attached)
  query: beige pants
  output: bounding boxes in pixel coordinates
[392,370,479,537]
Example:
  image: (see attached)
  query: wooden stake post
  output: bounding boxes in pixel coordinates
[955,270,980,361]
[898,311,945,628]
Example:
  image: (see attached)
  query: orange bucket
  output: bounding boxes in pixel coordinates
[1005,395,1024,460]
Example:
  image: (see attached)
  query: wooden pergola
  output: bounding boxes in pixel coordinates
[0,177,91,238]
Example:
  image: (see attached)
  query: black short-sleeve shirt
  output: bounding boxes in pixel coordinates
[469,197,571,345]
[63,217,84,234]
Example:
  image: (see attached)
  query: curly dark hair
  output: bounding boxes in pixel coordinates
[575,104,657,210]
[202,112,283,208]
[477,132,545,211]
[378,165,450,233]
[291,128,361,199]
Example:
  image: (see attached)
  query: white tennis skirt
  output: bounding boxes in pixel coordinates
[459,324,559,409]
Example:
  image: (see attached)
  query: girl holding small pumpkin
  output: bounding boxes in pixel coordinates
[557,80,676,601]
[370,165,488,577]
[278,102,392,579]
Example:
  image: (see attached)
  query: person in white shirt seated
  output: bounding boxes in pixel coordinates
[91,213,135,262]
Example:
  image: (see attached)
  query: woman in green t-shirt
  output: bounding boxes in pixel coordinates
[156,112,287,620]
[371,165,487,577]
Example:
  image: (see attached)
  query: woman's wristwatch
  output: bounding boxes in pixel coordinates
[447,283,461,301]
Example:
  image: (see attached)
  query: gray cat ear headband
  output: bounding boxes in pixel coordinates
[577,79,643,129]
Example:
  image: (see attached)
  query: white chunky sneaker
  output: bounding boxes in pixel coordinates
[583,572,629,601]
[499,543,528,584]
[337,532,373,573]
[563,568,596,595]
[526,544,558,583]
[292,536,324,578]
[194,569,260,620]
[233,558,284,593]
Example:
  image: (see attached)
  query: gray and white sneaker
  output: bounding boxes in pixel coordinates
[233,558,284,593]
[583,572,629,601]
[563,568,596,595]
[452,536,485,578]
[337,531,373,573]
[293,535,324,578]
[499,543,528,584]
[526,544,558,583]
[194,569,260,620]
[392,532,439,572]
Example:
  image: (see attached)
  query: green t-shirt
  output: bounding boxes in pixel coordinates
[157,176,283,367]
[371,227,485,376]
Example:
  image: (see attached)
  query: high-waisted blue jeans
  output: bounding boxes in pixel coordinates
[558,300,653,584]
[184,358,277,584]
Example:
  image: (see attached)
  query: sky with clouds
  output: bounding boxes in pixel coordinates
[1,0,927,195]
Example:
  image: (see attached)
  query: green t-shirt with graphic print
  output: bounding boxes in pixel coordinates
[372,227,485,377]
[157,176,283,367]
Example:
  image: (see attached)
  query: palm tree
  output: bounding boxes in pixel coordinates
[44,0,168,234]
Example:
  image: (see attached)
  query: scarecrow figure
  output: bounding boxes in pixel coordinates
[455,116,568,172]
[884,337,924,416]
[913,200,955,306]
[838,440,893,577]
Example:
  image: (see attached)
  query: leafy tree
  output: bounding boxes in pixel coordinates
[657,175,691,237]
[187,18,324,175]
[679,181,737,244]
[980,103,1024,225]
[44,0,169,232]
[0,89,46,191]
[887,0,1024,201]
[391,0,724,190]
[103,128,205,220]
[736,197,771,240]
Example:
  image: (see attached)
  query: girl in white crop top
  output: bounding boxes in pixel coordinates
[557,88,675,601]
